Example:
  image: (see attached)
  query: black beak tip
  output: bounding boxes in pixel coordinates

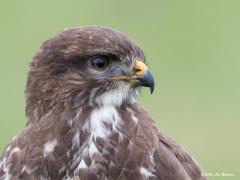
[148,77,154,94]
[137,70,155,94]
[150,85,154,94]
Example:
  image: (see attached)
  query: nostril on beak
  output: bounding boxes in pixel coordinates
[134,60,146,76]
[134,67,143,75]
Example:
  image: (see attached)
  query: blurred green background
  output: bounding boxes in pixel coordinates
[0,0,239,179]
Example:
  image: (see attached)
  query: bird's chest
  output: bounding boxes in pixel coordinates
[68,105,158,179]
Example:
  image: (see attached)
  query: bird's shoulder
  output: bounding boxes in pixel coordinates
[123,104,207,180]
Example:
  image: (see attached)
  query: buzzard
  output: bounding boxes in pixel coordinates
[0,26,207,180]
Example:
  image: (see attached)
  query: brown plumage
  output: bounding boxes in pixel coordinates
[0,26,207,180]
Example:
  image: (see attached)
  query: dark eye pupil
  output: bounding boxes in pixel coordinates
[94,59,105,67]
[91,57,109,69]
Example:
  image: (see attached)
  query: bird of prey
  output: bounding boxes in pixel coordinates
[0,26,207,180]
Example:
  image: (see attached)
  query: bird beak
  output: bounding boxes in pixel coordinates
[107,60,155,94]
[133,60,155,94]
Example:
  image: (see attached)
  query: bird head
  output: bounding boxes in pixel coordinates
[26,26,154,121]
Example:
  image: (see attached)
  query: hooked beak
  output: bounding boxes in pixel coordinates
[133,60,155,94]
[107,60,155,94]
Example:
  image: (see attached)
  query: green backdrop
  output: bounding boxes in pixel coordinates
[0,0,239,179]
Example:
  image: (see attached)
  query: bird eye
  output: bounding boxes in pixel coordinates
[90,56,109,71]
